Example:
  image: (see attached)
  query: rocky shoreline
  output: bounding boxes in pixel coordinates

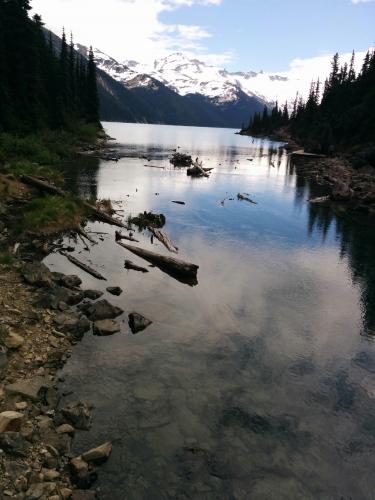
[290,154,375,216]
[0,256,118,499]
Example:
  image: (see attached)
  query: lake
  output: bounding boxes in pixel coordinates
[45,122,375,499]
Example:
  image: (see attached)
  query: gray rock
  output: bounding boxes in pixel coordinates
[60,402,92,430]
[85,299,123,321]
[106,286,122,296]
[84,290,103,300]
[93,319,121,336]
[0,432,31,456]
[22,262,53,288]
[61,275,82,289]
[53,312,90,339]
[5,377,51,401]
[128,312,153,334]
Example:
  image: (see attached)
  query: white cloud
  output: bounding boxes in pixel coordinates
[351,0,375,3]
[31,0,224,64]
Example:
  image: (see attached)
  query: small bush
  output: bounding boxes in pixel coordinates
[17,196,87,234]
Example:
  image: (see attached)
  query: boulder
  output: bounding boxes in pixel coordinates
[84,290,103,300]
[53,312,90,339]
[93,319,121,336]
[0,411,24,433]
[5,377,51,401]
[61,275,82,289]
[128,312,153,334]
[106,286,122,296]
[22,262,53,288]
[85,299,123,321]
[37,287,84,309]
[81,441,112,464]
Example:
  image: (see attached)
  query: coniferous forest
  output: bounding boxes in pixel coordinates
[0,0,99,133]
[243,50,375,156]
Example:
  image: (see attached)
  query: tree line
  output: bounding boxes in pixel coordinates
[243,49,375,154]
[0,0,99,133]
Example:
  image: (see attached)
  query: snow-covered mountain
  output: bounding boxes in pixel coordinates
[87,48,308,106]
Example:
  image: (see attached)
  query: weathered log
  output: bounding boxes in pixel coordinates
[171,200,186,205]
[117,242,198,286]
[237,193,257,204]
[124,260,149,273]
[148,227,178,253]
[115,231,139,243]
[20,175,128,229]
[60,252,107,281]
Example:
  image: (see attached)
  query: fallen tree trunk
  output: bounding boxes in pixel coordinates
[20,175,128,229]
[148,227,178,253]
[117,242,198,285]
[187,164,212,177]
[60,252,107,281]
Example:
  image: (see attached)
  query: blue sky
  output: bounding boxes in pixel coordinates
[161,0,375,71]
[32,0,374,72]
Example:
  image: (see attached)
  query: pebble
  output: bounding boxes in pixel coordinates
[15,401,28,410]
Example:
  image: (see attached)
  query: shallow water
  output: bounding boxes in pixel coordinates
[46,123,375,499]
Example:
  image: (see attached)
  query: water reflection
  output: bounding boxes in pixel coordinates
[45,123,375,499]
[290,157,375,335]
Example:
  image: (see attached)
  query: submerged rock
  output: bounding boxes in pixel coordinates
[106,286,122,296]
[128,312,152,334]
[93,319,121,336]
[84,290,103,300]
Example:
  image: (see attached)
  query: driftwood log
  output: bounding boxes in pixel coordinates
[20,175,128,229]
[171,200,186,205]
[60,252,107,280]
[117,242,198,285]
[148,227,178,253]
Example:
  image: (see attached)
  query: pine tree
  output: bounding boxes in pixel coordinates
[85,46,100,124]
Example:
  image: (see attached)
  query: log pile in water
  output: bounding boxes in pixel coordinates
[170,153,193,167]
[237,193,257,204]
[187,162,213,178]
[117,242,198,286]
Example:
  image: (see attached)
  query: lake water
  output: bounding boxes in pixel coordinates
[45,122,375,499]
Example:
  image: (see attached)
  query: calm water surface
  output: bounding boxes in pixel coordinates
[46,123,375,499]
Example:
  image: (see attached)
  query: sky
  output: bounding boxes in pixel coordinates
[31,0,375,73]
